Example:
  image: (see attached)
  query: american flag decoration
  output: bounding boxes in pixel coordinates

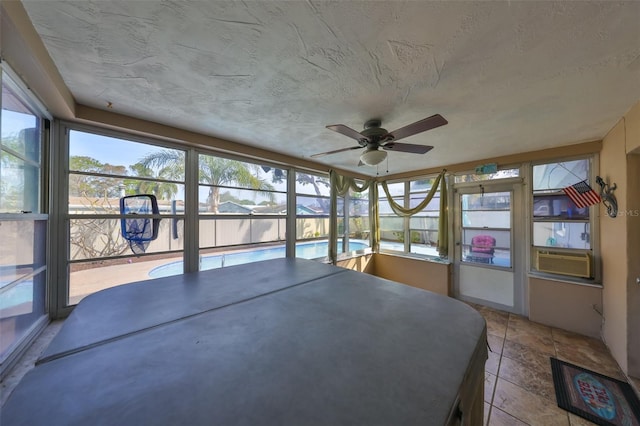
[563,180,601,209]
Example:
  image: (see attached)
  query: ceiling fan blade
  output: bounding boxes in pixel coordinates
[383,142,434,154]
[385,114,448,141]
[326,124,370,142]
[310,145,363,158]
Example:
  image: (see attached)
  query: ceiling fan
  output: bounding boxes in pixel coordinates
[312,114,448,166]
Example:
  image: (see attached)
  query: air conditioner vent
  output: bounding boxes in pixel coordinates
[536,250,591,278]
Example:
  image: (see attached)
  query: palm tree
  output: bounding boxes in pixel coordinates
[127,162,179,200]
[140,150,275,212]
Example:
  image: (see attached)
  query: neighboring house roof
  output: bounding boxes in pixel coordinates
[216,201,254,214]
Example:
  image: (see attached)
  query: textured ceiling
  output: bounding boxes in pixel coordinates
[21,1,640,176]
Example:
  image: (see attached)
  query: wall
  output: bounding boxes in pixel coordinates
[600,100,640,377]
[601,117,629,373]
[625,103,640,378]
[336,255,374,273]
[370,254,451,296]
[529,278,602,338]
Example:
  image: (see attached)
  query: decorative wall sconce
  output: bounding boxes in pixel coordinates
[596,176,618,218]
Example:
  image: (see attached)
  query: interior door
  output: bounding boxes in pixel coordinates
[454,183,525,314]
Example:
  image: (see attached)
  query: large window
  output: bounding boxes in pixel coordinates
[337,182,370,257]
[531,158,595,279]
[197,154,287,269]
[0,67,48,372]
[378,177,441,257]
[295,171,331,259]
[66,130,186,304]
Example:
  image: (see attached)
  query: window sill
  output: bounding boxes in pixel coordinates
[527,271,602,288]
[377,250,451,265]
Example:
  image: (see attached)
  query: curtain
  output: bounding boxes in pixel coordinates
[328,170,373,263]
[379,170,448,257]
[328,169,449,262]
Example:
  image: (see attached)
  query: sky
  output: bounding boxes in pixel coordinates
[4,110,331,201]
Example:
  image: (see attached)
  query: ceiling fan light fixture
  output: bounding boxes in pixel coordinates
[360,149,387,166]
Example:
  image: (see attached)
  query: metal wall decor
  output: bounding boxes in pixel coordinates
[596,176,618,218]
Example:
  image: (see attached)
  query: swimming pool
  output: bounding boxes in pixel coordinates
[148,241,369,278]
[0,281,34,311]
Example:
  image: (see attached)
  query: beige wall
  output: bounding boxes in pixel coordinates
[336,255,374,273]
[601,118,628,372]
[626,135,640,378]
[600,100,640,377]
[529,278,602,338]
[369,254,451,296]
[626,101,640,154]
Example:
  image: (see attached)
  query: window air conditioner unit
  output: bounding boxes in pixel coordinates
[536,250,591,278]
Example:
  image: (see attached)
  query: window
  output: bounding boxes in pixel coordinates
[0,66,48,371]
[336,182,370,257]
[295,171,330,259]
[531,159,595,278]
[460,192,512,267]
[66,129,186,304]
[455,168,520,183]
[197,154,287,267]
[378,177,441,257]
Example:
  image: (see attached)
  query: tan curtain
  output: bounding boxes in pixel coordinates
[379,170,448,257]
[328,170,373,263]
[370,183,380,253]
[438,174,448,257]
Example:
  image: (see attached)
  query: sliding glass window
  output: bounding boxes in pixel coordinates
[66,129,185,305]
[378,177,441,257]
[336,182,370,257]
[0,66,48,372]
[295,171,331,260]
[197,154,287,269]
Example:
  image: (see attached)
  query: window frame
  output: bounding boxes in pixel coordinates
[529,155,601,282]
[0,62,51,376]
[377,175,443,259]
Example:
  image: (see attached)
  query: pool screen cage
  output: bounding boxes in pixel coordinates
[120,194,160,255]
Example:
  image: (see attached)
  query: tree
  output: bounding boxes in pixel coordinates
[125,162,178,200]
[272,171,331,213]
[69,156,127,198]
[140,150,275,213]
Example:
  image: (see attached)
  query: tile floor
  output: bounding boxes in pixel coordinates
[473,303,638,426]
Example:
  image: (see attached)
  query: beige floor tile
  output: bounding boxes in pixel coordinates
[499,356,556,401]
[478,307,509,338]
[506,316,556,356]
[487,334,505,355]
[484,402,490,426]
[510,314,553,336]
[485,372,497,403]
[551,328,607,353]
[486,349,501,375]
[503,339,554,365]
[554,343,625,381]
[493,378,570,426]
[488,406,529,425]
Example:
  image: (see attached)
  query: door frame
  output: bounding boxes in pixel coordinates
[452,179,527,315]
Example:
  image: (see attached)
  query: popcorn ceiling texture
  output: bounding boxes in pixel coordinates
[22,1,640,174]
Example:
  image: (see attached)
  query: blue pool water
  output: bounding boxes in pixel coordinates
[148,241,368,278]
[0,282,34,310]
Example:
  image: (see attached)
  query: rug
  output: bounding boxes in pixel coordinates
[550,357,640,426]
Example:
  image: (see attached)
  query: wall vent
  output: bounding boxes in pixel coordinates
[536,250,591,278]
